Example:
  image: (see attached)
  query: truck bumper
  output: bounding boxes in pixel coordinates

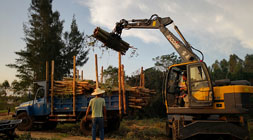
[179,120,249,140]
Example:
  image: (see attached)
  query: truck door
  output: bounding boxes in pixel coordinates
[187,62,213,107]
[32,87,47,116]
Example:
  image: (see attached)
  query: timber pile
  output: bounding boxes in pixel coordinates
[127,86,156,109]
[93,27,131,55]
[53,78,95,95]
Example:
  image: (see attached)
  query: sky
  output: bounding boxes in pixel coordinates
[0,0,253,84]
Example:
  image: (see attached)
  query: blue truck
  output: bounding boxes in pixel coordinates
[14,81,122,134]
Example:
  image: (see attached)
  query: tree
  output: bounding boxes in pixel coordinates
[243,54,253,83]
[209,54,253,82]
[228,54,244,80]
[7,0,78,90]
[152,52,181,71]
[2,80,10,89]
[63,15,89,75]
[244,54,253,73]
[210,59,229,80]
[103,66,118,87]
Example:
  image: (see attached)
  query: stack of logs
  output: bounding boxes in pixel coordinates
[128,87,156,109]
[53,78,95,95]
[93,27,131,55]
[127,67,156,109]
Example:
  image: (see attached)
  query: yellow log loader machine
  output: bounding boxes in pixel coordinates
[93,14,253,140]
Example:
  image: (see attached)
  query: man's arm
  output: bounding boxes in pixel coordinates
[103,106,107,120]
[84,106,91,122]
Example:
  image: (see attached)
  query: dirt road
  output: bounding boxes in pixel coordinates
[16,130,118,140]
[16,130,92,140]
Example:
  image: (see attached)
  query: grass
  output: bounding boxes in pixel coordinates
[248,120,253,140]
[107,118,167,140]
[9,133,60,140]
[55,123,84,136]
[42,118,167,140]
[0,110,7,113]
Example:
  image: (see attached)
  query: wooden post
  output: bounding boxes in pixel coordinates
[142,73,145,88]
[77,70,79,81]
[50,60,54,115]
[140,67,143,87]
[46,61,49,103]
[100,66,103,83]
[118,52,122,116]
[81,70,83,81]
[73,56,76,116]
[121,64,126,114]
[95,54,99,88]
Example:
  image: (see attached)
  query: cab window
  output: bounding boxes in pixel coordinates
[189,65,211,101]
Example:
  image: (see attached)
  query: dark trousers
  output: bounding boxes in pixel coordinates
[92,117,104,140]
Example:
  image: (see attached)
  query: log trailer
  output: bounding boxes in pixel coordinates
[94,14,253,139]
[13,60,121,134]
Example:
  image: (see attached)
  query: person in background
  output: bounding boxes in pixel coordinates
[8,107,10,115]
[84,88,107,140]
[179,71,189,107]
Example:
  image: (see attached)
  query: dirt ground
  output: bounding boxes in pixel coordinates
[0,113,95,140]
[1,112,167,140]
[15,131,102,140]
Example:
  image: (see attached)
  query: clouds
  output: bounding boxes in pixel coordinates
[78,0,253,61]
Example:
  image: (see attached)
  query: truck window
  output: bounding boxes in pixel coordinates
[190,66,206,82]
[190,65,211,101]
[36,88,45,99]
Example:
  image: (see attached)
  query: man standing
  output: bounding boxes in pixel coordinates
[84,88,107,140]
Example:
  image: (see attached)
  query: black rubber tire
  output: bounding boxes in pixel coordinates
[17,112,33,131]
[166,121,172,138]
[172,120,179,140]
[80,119,91,136]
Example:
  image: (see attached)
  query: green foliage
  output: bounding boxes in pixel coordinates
[152,52,181,71]
[7,0,65,90]
[144,68,164,92]
[0,87,7,97]
[103,66,119,87]
[63,15,89,76]
[210,54,253,83]
[7,0,90,93]
[2,80,10,89]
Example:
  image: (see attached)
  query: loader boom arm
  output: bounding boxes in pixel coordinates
[113,14,201,62]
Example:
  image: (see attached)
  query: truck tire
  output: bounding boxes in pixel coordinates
[17,112,33,131]
[166,121,172,138]
[172,120,180,140]
[80,119,91,136]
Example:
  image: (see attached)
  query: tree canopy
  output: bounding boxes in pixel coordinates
[210,54,253,83]
[8,0,89,91]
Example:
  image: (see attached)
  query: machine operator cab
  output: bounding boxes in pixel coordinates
[164,61,213,108]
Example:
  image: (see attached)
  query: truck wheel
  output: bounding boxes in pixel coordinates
[80,119,91,135]
[166,121,172,138]
[17,112,33,131]
[172,120,179,140]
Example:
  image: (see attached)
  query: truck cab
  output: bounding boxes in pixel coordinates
[164,61,213,110]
